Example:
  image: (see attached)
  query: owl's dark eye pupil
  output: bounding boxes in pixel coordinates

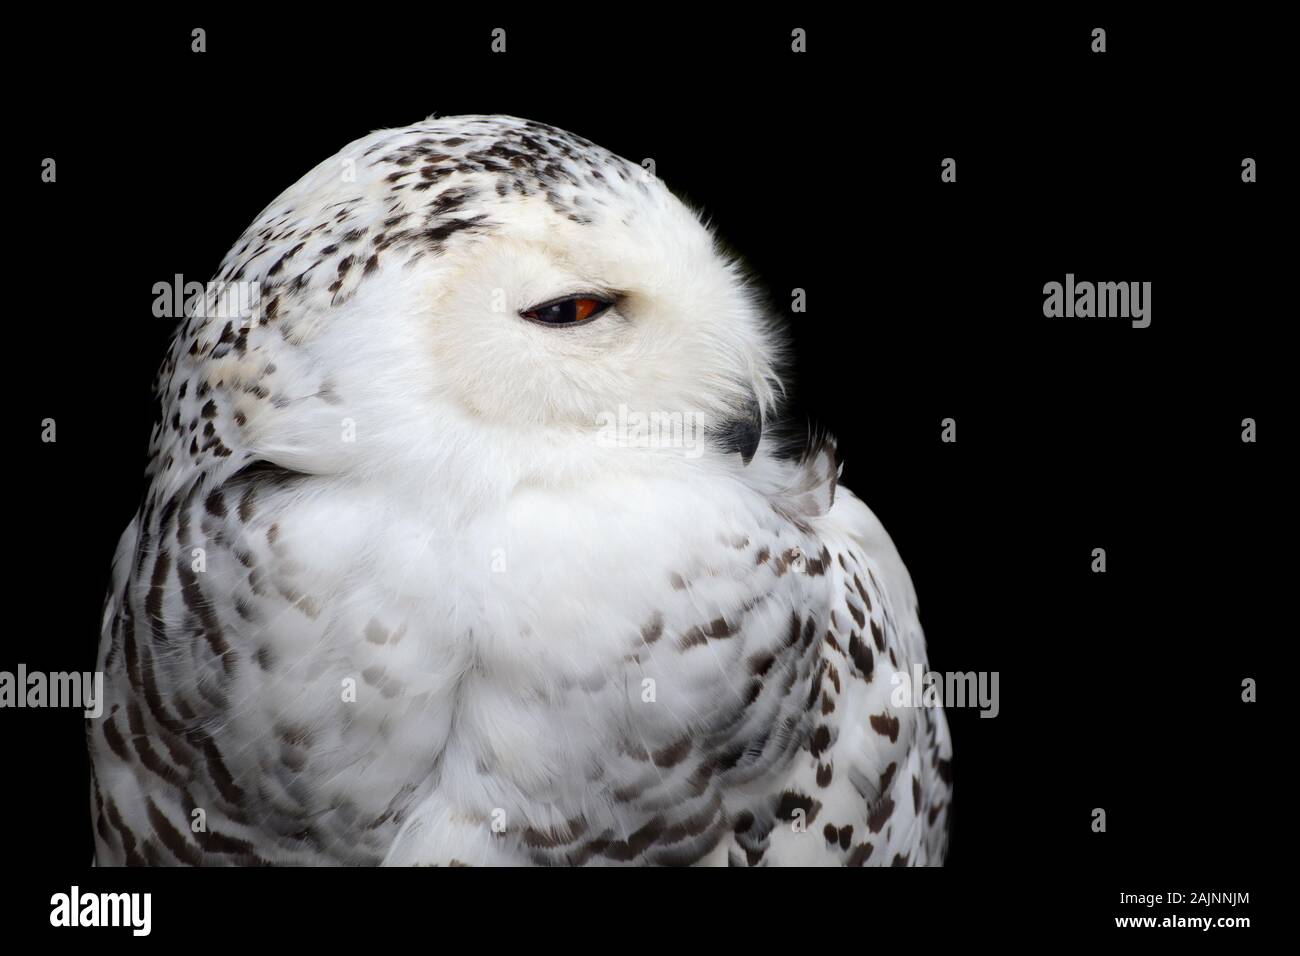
[520,295,610,326]
[537,302,572,323]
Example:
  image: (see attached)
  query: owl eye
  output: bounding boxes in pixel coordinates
[519,294,613,327]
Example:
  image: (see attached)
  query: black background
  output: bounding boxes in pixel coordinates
[7,9,1280,940]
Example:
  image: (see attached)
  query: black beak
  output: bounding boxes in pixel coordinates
[711,390,762,465]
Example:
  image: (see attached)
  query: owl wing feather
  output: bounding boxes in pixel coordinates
[753,478,954,866]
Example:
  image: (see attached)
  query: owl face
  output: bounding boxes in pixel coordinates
[412,183,779,443]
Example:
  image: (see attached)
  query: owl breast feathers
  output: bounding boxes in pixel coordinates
[90,115,952,866]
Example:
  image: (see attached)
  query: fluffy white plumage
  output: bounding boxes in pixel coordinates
[89,115,951,866]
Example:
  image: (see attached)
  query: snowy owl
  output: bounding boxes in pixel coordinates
[89,115,952,866]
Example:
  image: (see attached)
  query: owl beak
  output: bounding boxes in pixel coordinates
[712,391,763,465]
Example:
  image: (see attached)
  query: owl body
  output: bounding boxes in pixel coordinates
[90,116,951,865]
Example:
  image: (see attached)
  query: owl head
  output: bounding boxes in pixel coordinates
[152,116,784,508]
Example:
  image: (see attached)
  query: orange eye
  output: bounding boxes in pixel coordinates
[519,295,613,326]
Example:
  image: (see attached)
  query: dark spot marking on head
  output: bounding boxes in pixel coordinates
[423,214,488,248]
